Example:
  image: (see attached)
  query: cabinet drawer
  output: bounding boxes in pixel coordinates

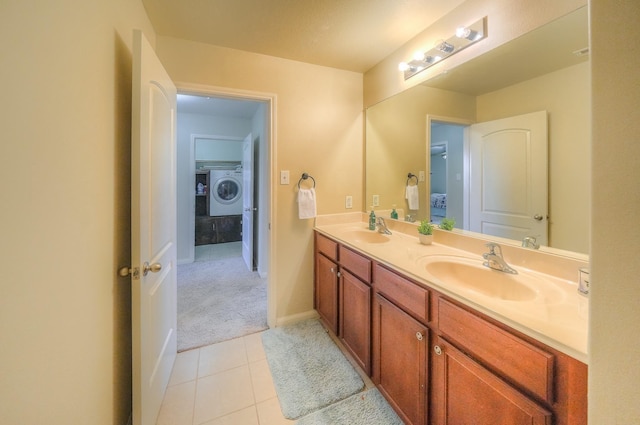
[373,264,429,324]
[339,245,371,283]
[316,232,338,261]
[438,298,555,404]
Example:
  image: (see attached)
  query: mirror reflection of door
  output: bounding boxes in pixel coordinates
[469,111,549,245]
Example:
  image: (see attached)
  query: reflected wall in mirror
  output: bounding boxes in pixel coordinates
[365,7,590,254]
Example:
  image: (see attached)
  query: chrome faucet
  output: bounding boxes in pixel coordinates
[376,217,392,235]
[522,235,540,249]
[482,243,518,274]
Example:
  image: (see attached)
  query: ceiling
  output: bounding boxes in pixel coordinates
[142,0,466,73]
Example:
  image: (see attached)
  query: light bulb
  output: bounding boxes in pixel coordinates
[413,51,425,61]
[398,62,410,72]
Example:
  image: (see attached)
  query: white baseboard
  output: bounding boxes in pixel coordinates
[275,310,319,327]
[177,257,194,265]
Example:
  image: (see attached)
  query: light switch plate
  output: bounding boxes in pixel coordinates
[372,195,380,207]
[280,170,290,185]
[345,195,353,209]
[419,171,425,182]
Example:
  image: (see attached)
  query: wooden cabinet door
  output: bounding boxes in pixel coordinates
[431,337,552,425]
[373,294,427,425]
[339,270,371,375]
[315,254,339,334]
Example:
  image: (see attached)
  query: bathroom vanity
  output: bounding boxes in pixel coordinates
[314,214,588,425]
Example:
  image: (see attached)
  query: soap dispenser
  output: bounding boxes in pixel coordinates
[390,204,398,220]
[369,206,376,230]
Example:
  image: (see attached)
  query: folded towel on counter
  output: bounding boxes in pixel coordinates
[298,188,317,219]
[405,185,419,210]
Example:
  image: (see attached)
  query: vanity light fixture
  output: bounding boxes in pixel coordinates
[399,16,487,80]
[456,26,480,41]
[436,41,455,53]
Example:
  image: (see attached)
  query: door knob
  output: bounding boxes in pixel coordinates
[143,262,162,276]
[533,214,544,221]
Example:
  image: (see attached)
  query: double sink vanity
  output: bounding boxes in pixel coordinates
[313,212,588,425]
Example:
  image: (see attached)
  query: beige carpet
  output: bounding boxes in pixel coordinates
[177,252,267,352]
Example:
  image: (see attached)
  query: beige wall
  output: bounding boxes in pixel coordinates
[0,0,155,424]
[364,0,586,107]
[366,86,475,219]
[156,37,364,321]
[477,62,590,253]
[589,0,640,423]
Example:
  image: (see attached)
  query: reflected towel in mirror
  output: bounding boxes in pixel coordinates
[406,185,419,210]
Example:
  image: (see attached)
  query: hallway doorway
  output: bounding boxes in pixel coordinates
[174,88,275,348]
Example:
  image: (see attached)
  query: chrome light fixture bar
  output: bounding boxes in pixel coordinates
[399,16,487,80]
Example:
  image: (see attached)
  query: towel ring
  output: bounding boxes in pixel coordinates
[407,173,418,186]
[298,172,316,189]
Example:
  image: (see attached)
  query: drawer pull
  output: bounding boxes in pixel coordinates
[416,331,424,341]
[434,345,443,356]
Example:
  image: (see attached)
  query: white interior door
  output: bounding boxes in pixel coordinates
[131,29,177,425]
[242,133,254,270]
[469,111,548,245]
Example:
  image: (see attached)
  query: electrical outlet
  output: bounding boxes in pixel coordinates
[280,170,290,185]
[372,195,380,207]
[345,195,353,209]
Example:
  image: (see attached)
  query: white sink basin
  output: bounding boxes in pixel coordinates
[417,255,562,302]
[341,229,390,244]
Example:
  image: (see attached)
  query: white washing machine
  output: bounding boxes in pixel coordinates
[209,169,243,216]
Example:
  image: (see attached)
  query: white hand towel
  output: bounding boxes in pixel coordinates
[405,185,419,210]
[298,188,317,219]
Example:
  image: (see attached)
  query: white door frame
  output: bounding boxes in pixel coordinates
[177,82,277,328]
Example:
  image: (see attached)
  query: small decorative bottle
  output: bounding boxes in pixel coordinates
[369,206,376,230]
[390,204,398,220]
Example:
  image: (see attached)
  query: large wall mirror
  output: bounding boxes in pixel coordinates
[365,6,589,254]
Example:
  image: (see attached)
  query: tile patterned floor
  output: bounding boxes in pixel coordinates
[156,332,294,425]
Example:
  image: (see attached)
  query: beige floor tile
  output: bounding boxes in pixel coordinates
[248,359,277,403]
[156,380,196,425]
[255,397,295,425]
[169,348,200,386]
[193,366,256,424]
[244,332,267,363]
[198,337,248,378]
[200,406,259,425]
